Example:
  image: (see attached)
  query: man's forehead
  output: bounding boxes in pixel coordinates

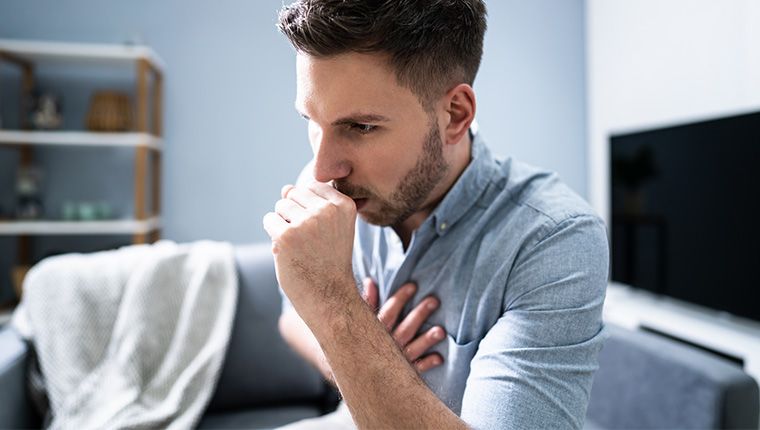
[294,52,419,122]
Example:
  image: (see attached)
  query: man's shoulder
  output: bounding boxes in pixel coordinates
[485,156,605,245]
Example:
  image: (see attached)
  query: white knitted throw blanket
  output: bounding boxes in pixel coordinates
[12,240,238,430]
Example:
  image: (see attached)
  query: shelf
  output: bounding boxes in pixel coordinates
[0,39,164,72]
[0,217,160,235]
[0,130,162,150]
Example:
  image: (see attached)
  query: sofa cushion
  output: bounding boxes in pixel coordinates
[207,244,327,412]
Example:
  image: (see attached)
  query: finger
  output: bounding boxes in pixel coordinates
[414,353,444,373]
[274,198,308,224]
[377,283,416,331]
[281,184,295,199]
[403,326,446,362]
[286,185,329,211]
[393,295,439,346]
[362,278,379,311]
[307,181,352,207]
[262,212,288,239]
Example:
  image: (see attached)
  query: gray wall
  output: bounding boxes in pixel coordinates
[0,0,586,301]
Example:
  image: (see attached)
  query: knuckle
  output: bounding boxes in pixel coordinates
[396,332,412,346]
[314,199,331,212]
[321,201,338,216]
[382,296,399,311]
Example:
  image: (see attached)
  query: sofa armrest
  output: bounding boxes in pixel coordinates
[587,324,760,429]
[0,326,37,428]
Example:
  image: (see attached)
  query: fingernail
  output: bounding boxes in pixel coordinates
[432,356,442,365]
[426,299,438,310]
[405,284,416,294]
[432,327,444,339]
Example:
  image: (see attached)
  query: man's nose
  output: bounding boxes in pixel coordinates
[312,135,351,183]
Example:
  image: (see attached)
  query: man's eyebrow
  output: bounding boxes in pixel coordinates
[294,106,390,125]
[331,113,390,126]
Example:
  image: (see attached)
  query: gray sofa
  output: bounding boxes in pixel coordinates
[0,244,336,429]
[1,243,758,429]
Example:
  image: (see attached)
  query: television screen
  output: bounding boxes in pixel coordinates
[610,110,760,322]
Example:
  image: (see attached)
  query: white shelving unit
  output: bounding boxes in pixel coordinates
[0,39,164,296]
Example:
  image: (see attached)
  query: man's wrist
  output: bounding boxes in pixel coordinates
[292,272,363,335]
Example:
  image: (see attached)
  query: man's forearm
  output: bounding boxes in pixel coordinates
[279,310,335,385]
[306,286,467,429]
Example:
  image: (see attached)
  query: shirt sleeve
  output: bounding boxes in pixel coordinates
[460,215,609,430]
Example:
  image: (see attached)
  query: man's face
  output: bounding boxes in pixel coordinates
[295,52,449,226]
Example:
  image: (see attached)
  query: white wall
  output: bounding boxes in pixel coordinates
[587,0,760,396]
[587,0,760,223]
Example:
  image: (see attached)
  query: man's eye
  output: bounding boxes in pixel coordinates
[350,123,376,134]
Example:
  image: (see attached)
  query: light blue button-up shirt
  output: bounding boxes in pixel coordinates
[350,129,609,429]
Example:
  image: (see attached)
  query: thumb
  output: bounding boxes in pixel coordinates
[362,278,379,311]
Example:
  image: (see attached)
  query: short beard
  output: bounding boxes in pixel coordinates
[335,118,449,226]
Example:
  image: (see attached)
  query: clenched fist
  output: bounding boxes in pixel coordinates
[263,181,358,322]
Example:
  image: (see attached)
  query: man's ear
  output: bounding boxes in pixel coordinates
[442,83,476,146]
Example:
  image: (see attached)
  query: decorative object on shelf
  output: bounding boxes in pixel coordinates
[29,91,63,130]
[62,201,77,221]
[86,90,134,132]
[61,200,114,221]
[77,202,97,221]
[96,201,113,219]
[15,166,44,220]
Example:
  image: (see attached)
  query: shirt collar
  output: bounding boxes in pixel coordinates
[429,126,498,236]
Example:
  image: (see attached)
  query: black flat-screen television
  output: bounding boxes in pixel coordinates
[610,110,760,322]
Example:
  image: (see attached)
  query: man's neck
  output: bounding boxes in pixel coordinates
[392,133,473,249]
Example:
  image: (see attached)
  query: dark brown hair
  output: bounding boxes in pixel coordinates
[277,0,487,107]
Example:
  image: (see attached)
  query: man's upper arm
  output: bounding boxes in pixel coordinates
[460,215,609,430]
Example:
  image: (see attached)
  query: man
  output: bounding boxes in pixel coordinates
[262,1,609,428]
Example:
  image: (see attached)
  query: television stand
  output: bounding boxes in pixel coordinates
[604,282,760,384]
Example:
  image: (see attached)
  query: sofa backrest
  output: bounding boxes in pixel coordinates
[586,324,759,429]
[206,243,328,412]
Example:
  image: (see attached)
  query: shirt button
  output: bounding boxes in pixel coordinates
[440,222,448,231]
